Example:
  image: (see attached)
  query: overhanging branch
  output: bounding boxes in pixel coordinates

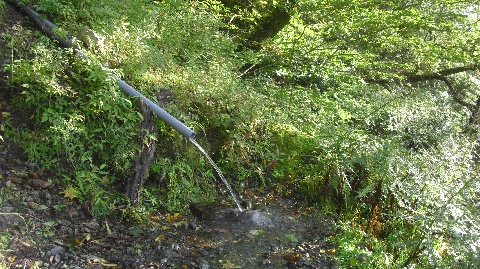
[365,65,480,113]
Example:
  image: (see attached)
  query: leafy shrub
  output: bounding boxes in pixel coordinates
[7,41,142,215]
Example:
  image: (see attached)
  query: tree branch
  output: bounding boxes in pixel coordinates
[437,65,479,76]
[365,65,479,112]
[426,75,475,113]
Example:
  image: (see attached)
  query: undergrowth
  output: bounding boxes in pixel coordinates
[2,0,480,267]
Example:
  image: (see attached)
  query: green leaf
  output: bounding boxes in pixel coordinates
[285,233,298,242]
[249,229,264,236]
[128,226,143,236]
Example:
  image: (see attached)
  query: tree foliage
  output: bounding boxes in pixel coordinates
[2,0,480,267]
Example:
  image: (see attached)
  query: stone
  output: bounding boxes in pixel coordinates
[50,245,66,256]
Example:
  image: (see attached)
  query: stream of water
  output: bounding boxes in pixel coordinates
[189,137,243,212]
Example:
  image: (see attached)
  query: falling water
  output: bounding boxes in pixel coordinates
[189,137,243,212]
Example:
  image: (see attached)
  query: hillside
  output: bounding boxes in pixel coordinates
[1,0,480,268]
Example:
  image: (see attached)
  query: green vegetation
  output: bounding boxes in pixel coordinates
[2,0,480,267]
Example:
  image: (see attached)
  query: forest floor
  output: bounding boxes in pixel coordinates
[0,5,338,269]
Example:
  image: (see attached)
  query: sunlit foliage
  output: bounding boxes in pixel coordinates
[3,0,480,267]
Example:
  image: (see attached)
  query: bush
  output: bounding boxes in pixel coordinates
[7,41,142,215]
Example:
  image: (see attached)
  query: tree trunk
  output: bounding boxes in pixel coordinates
[127,100,156,206]
[245,1,297,51]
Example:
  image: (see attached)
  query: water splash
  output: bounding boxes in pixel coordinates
[189,137,243,212]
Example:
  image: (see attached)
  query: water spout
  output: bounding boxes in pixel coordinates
[189,137,243,212]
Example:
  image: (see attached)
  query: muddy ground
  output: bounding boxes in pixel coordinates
[0,4,338,268]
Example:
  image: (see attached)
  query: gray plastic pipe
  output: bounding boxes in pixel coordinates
[116,78,195,139]
[8,0,195,140]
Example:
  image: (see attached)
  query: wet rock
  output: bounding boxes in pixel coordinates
[238,209,273,227]
[189,202,275,229]
[189,203,236,220]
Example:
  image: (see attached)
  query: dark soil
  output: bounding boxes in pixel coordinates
[0,4,338,269]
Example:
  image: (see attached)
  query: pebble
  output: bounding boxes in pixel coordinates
[50,245,66,256]
[197,257,209,269]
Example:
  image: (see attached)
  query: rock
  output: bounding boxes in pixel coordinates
[187,220,198,230]
[196,257,209,269]
[189,203,236,220]
[189,202,275,229]
[50,245,65,256]
[30,178,52,189]
[54,253,61,263]
[77,26,105,50]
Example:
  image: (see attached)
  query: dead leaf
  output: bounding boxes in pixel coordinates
[7,256,15,263]
[172,221,186,227]
[1,111,10,120]
[7,177,22,184]
[155,234,165,242]
[62,186,80,200]
[167,213,183,222]
[101,263,118,267]
[104,221,112,235]
[245,189,255,198]
[149,213,161,222]
[69,237,84,247]
[283,253,301,263]
[18,240,31,247]
[186,235,197,242]
[27,201,40,209]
